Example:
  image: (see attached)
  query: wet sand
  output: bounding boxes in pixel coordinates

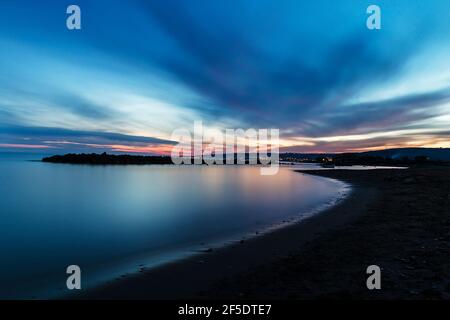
[77,166,450,300]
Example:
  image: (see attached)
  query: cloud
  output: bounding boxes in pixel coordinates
[281,131,450,153]
[0,0,449,153]
[51,93,118,120]
[137,0,435,134]
[285,87,450,137]
[0,125,176,153]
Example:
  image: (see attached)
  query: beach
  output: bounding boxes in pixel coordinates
[201,166,450,299]
[76,166,450,299]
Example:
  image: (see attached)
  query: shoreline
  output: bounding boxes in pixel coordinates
[200,167,450,299]
[75,170,375,299]
[74,166,450,299]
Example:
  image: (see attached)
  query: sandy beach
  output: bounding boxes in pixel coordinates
[77,166,450,300]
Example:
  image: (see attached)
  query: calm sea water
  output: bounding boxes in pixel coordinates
[0,155,349,299]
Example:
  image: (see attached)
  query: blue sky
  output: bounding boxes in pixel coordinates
[0,0,449,154]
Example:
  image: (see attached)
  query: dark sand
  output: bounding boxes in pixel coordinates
[77,166,450,300]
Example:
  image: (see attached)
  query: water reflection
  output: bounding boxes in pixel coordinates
[0,160,348,298]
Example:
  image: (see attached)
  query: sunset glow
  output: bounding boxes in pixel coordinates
[0,0,449,154]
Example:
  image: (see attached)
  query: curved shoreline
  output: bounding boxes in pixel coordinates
[197,167,450,300]
[74,171,374,299]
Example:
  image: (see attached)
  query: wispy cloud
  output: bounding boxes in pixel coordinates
[0,126,176,154]
[0,0,449,153]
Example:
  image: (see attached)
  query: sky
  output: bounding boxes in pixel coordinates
[0,0,449,154]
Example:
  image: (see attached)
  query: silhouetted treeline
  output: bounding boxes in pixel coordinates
[42,153,276,165]
[42,151,449,166]
[317,154,447,166]
[281,148,450,163]
[42,153,173,165]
